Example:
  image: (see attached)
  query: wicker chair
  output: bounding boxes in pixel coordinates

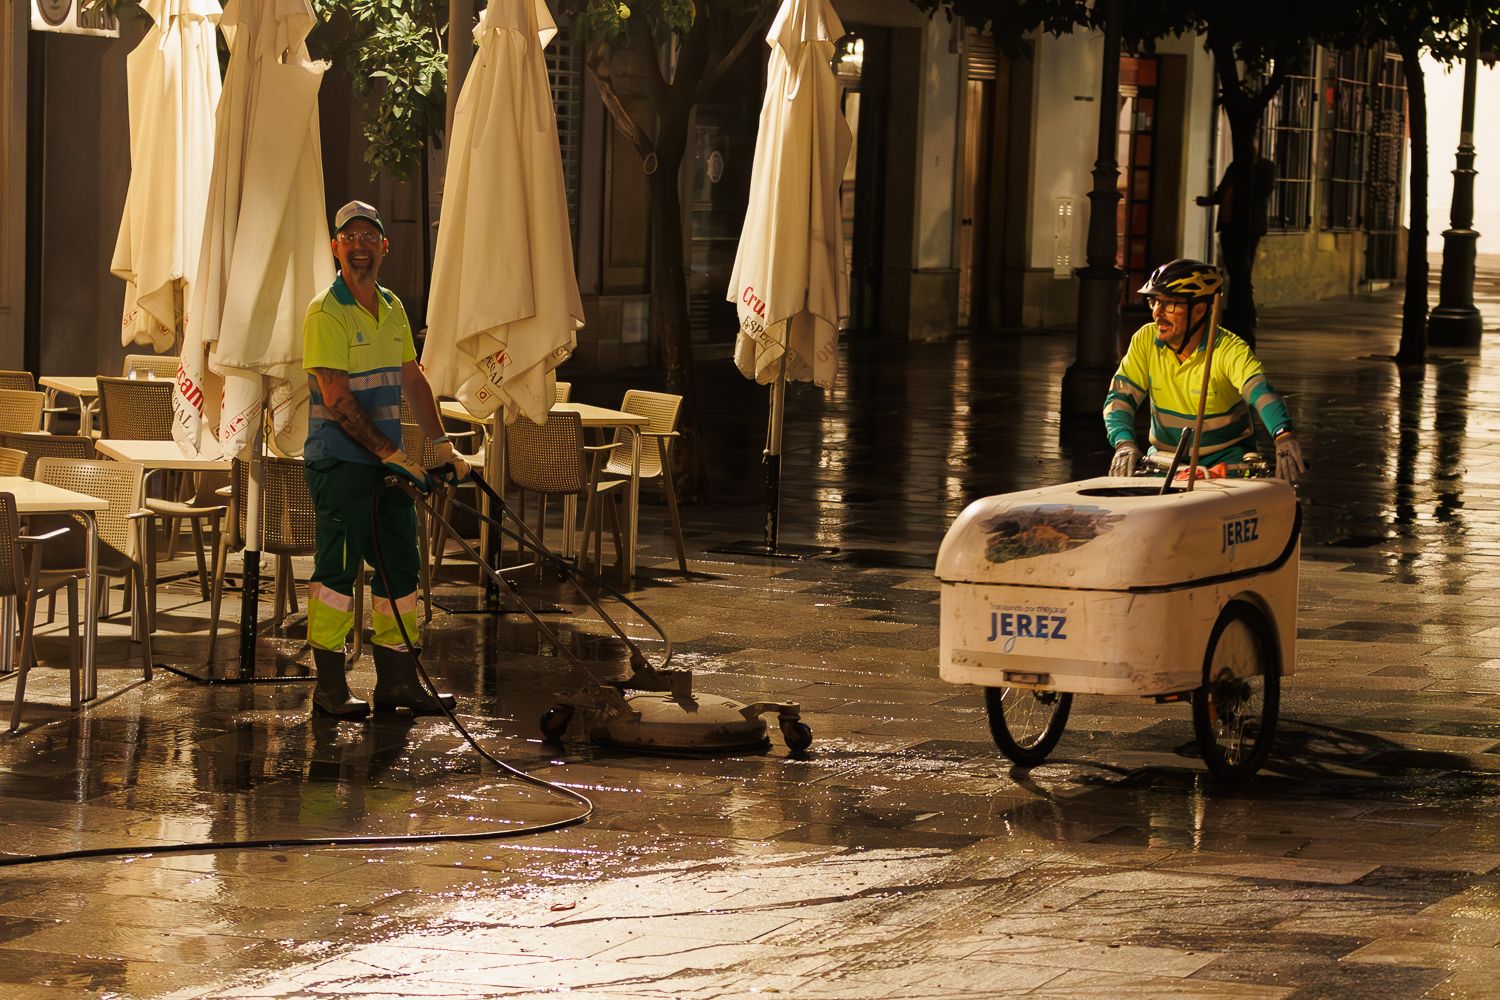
[32,458,153,678]
[209,457,317,657]
[0,390,45,434]
[0,448,24,477]
[97,376,174,440]
[0,493,82,731]
[554,381,571,404]
[141,473,228,631]
[122,354,181,381]
[0,371,35,392]
[588,390,688,574]
[506,410,624,575]
[0,432,95,479]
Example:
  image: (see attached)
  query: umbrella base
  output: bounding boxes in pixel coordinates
[709,540,839,560]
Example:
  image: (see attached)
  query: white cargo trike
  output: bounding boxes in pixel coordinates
[935,448,1299,781]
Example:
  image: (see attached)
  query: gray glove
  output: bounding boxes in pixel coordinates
[1274,433,1305,485]
[1109,441,1141,477]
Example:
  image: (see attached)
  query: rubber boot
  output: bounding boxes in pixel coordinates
[311,647,370,719]
[371,644,456,714]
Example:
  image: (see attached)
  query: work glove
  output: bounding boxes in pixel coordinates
[1273,432,1305,485]
[432,439,471,484]
[1109,441,1141,477]
[383,448,433,493]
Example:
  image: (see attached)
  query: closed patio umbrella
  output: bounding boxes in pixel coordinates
[724,0,850,556]
[422,0,581,424]
[173,0,334,675]
[111,0,222,353]
[421,0,582,596]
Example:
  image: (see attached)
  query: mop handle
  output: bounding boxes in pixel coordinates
[1185,292,1224,493]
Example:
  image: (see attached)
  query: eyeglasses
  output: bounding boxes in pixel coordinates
[1147,297,1187,315]
[336,231,383,246]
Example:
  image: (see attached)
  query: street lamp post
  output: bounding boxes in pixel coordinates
[1062,0,1126,415]
[1429,14,1483,348]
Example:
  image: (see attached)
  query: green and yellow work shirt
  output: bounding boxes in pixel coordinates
[302,275,416,465]
[1103,323,1293,468]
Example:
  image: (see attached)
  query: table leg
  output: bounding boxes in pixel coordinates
[43,388,58,433]
[627,432,641,580]
[82,511,99,702]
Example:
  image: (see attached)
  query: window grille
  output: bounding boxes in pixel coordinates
[1365,47,1407,281]
[1322,48,1369,231]
[545,23,583,248]
[1259,51,1316,231]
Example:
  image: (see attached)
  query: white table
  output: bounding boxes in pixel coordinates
[0,477,107,703]
[38,376,99,435]
[439,401,650,578]
[95,439,231,472]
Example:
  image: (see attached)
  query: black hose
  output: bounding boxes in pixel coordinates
[0,469,598,869]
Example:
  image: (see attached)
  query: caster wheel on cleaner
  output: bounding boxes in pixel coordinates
[780,719,813,753]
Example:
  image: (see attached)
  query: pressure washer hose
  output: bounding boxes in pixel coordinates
[0,467,641,868]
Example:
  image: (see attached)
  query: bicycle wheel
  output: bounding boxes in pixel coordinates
[1192,603,1280,781]
[984,687,1072,766]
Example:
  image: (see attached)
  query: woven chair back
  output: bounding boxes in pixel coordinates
[0,370,36,392]
[232,457,316,556]
[554,381,572,404]
[606,390,683,480]
[121,354,181,380]
[506,410,586,495]
[0,389,45,434]
[0,447,25,477]
[97,377,173,440]
[0,493,22,599]
[401,422,445,469]
[34,458,143,572]
[0,432,95,478]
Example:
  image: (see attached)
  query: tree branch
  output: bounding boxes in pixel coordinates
[699,3,775,101]
[628,15,671,111]
[584,43,660,173]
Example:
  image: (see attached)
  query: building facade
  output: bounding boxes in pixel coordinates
[0,0,1409,380]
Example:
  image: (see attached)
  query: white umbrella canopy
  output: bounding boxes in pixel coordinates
[728,0,851,390]
[421,0,582,426]
[174,0,334,462]
[111,0,223,353]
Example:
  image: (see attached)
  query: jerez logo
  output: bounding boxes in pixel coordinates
[987,607,1069,653]
[1221,512,1259,553]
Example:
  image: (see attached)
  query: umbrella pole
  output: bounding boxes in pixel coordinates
[763,352,789,551]
[238,421,264,675]
[711,336,837,561]
[483,410,503,608]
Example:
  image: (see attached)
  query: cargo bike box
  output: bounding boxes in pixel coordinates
[935,476,1299,780]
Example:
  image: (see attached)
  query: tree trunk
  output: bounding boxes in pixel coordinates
[648,117,707,501]
[1395,38,1429,365]
[1220,107,1259,346]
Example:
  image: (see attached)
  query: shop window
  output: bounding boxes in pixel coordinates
[1322,48,1368,231]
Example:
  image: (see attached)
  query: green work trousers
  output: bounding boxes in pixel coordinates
[304,459,420,652]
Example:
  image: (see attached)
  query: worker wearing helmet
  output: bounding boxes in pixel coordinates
[1103,258,1305,482]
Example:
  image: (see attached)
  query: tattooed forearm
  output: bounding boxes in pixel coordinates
[311,367,396,459]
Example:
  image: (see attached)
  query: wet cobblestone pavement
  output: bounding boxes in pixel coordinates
[4,265,1500,998]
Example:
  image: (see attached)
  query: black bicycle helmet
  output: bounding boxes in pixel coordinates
[1138,258,1224,302]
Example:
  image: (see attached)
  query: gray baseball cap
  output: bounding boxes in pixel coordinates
[333,199,384,234]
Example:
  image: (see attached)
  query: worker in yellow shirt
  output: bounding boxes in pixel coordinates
[1103,258,1305,482]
